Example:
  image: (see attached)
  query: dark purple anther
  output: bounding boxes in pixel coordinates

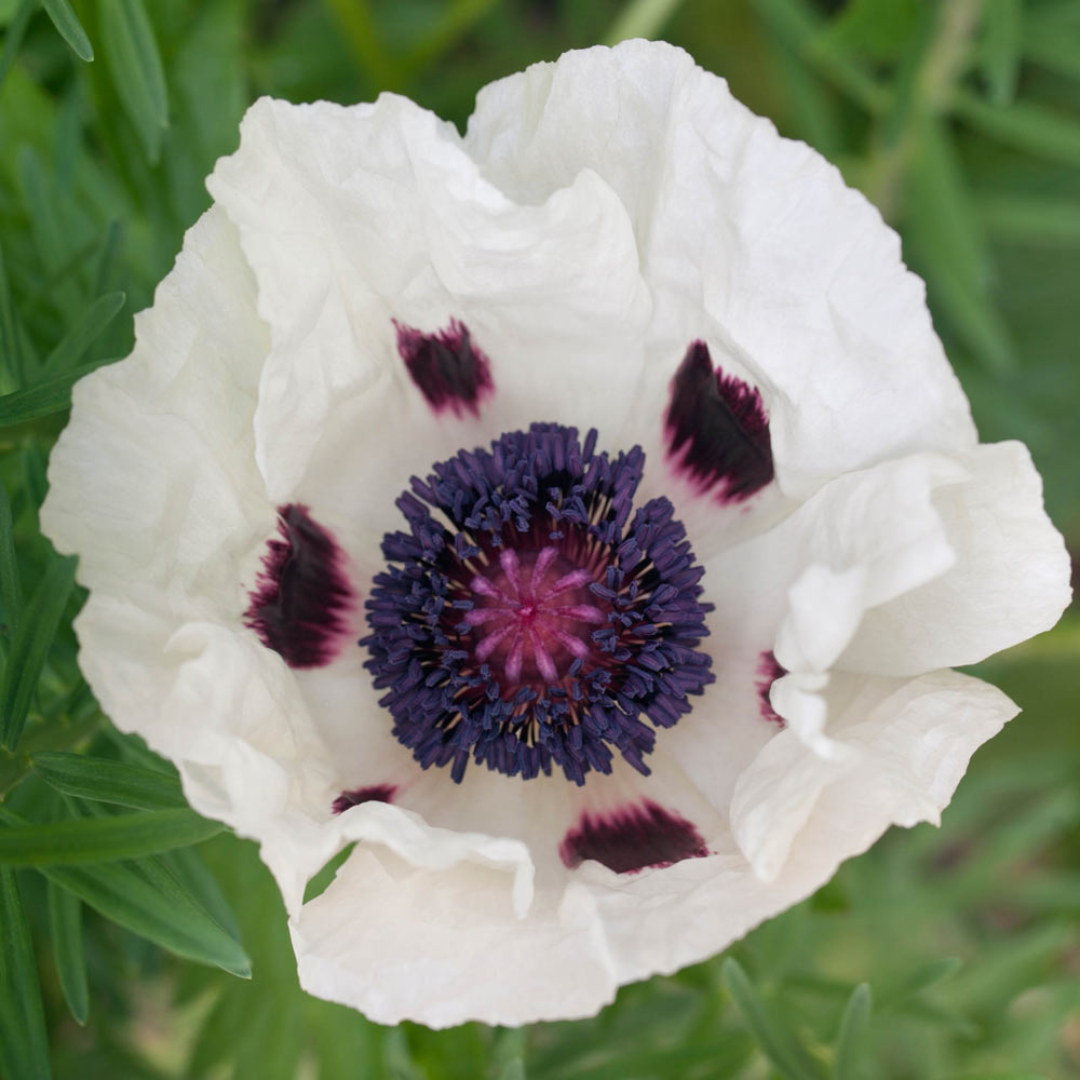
[396,317,494,418]
[560,801,709,873]
[332,784,397,815]
[666,341,774,502]
[361,423,715,785]
[756,650,787,725]
[245,504,354,669]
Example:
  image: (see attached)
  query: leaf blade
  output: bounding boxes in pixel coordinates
[100,0,169,162]
[41,291,125,377]
[0,868,50,1080]
[47,878,89,1025]
[721,957,822,1080]
[0,555,76,748]
[834,983,871,1080]
[40,0,94,62]
[33,751,186,811]
[0,359,114,427]
[0,807,250,977]
[0,808,224,865]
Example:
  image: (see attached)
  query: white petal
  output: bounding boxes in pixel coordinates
[770,453,967,747]
[468,41,978,501]
[41,205,272,610]
[208,96,652,506]
[589,670,1015,986]
[841,441,1073,674]
[730,670,1016,883]
[291,838,615,1029]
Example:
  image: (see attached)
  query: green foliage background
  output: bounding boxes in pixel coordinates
[0,0,1078,1077]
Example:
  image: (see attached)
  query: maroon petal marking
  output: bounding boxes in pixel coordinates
[245,504,354,669]
[560,800,709,874]
[666,341,774,502]
[395,317,494,418]
[757,650,787,725]
[332,784,397,815]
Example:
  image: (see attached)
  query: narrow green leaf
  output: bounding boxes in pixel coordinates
[879,0,938,148]
[981,0,1021,105]
[751,0,887,114]
[0,358,113,427]
[321,0,397,90]
[160,846,241,942]
[1023,22,1080,81]
[33,751,186,810]
[94,220,123,297]
[954,91,1080,169]
[17,145,66,274]
[976,194,1080,245]
[0,868,50,1080]
[834,983,871,1080]
[0,0,33,97]
[100,0,169,163]
[721,958,822,1080]
[40,291,125,377]
[0,478,22,630]
[880,957,962,1009]
[52,857,250,976]
[604,0,687,44]
[40,0,94,62]
[0,556,76,749]
[0,807,223,865]
[0,806,250,976]
[0,238,24,387]
[47,878,88,1024]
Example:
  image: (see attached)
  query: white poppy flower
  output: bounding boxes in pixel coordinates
[41,40,1071,1028]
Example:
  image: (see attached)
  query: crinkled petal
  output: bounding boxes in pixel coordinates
[208,96,652,506]
[467,41,978,501]
[730,670,1016,883]
[840,441,1072,674]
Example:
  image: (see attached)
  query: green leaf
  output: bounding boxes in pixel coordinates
[40,291,125,377]
[721,958,822,1080]
[33,751,187,810]
[976,193,1080,246]
[604,0,687,44]
[47,878,88,1024]
[980,0,1021,105]
[101,0,169,163]
[0,808,223,865]
[0,808,250,976]
[954,91,1080,169]
[0,478,22,630]
[0,238,24,387]
[40,0,94,62]
[0,555,76,749]
[879,957,962,1010]
[0,358,113,427]
[0,0,33,97]
[0,868,50,1080]
[833,983,871,1080]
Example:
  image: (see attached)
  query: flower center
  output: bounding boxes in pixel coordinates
[464,547,605,685]
[362,423,715,785]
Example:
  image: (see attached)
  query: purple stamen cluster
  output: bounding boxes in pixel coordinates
[362,423,715,784]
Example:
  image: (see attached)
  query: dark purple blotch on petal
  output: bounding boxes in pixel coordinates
[332,784,397,815]
[757,649,787,725]
[395,317,494,418]
[560,800,709,874]
[666,341,774,502]
[245,504,354,669]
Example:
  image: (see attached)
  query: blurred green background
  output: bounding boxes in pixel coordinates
[0,0,1078,1077]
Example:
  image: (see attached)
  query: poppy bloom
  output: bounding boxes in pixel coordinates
[42,41,1071,1027]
